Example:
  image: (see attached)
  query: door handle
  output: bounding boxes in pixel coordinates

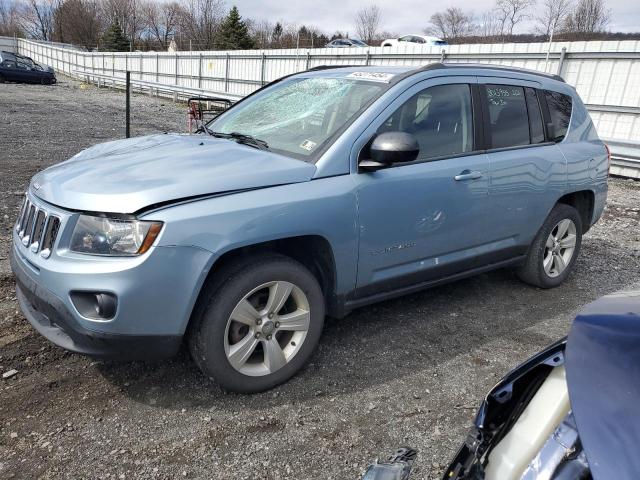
[454,170,483,181]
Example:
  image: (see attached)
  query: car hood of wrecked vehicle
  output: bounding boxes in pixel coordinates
[30,134,317,213]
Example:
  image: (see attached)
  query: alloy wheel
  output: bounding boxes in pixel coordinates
[223,281,310,377]
[543,219,577,277]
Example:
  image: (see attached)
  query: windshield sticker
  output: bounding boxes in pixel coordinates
[300,139,317,151]
[346,72,395,83]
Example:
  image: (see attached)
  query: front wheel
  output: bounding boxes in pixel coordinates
[188,254,325,393]
[517,203,583,288]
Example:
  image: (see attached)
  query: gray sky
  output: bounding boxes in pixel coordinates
[233,0,639,36]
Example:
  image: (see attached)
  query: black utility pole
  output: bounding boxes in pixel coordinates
[125,71,131,138]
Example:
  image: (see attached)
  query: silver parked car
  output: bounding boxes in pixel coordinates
[325,38,369,48]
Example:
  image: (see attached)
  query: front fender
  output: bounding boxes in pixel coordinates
[147,176,359,296]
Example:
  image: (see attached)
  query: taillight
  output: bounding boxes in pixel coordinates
[604,143,611,175]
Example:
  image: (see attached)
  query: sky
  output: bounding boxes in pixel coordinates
[232,0,640,36]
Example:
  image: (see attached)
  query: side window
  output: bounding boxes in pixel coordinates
[399,36,412,42]
[544,90,572,142]
[1,60,16,69]
[483,84,529,149]
[525,88,545,144]
[377,84,474,160]
[412,36,426,43]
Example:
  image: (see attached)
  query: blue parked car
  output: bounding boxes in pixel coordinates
[441,289,640,480]
[0,51,56,84]
[362,290,640,479]
[11,64,608,392]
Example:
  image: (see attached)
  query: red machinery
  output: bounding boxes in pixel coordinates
[187,97,233,133]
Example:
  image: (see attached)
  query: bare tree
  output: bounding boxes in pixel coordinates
[0,0,23,36]
[535,0,573,37]
[475,10,502,37]
[564,0,610,33]
[495,0,535,36]
[354,4,381,44]
[177,0,225,49]
[100,0,143,46]
[248,18,273,49]
[20,0,60,40]
[55,0,101,48]
[141,0,181,49]
[426,7,474,40]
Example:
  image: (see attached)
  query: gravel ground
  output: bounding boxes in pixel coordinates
[1,77,640,480]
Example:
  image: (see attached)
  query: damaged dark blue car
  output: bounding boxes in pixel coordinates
[364,289,640,480]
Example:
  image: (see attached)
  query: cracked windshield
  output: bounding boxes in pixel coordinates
[210,77,385,159]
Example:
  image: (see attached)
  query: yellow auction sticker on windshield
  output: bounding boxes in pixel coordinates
[346,72,395,83]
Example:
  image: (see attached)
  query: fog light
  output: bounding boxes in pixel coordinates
[70,291,118,320]
[94,293,117,319]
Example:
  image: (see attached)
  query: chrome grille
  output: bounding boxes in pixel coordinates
[15,196,61,259]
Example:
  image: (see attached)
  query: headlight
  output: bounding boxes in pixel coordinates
[70,215,163,256]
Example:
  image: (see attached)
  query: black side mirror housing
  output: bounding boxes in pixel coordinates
[360,132,420,171]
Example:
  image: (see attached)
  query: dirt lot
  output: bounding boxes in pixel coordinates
[1,77,640,480]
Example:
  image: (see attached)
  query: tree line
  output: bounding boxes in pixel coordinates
[426,0,617,43]
[0,0,634,52]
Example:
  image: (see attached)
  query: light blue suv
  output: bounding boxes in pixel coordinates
[11,64,608,392]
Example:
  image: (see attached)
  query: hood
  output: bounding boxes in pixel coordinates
[31,134,316,214]
[565,289,640,480]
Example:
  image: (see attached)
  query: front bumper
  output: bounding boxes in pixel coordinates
[11,246,181,360]
[10,193,214,360]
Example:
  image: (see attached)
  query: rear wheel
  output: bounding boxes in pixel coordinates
[0,74,5,83]
[517,203,583,288]
[188,254,325,393]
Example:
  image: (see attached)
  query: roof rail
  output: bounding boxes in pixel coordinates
[306,64,359,72]
[413,62,565,83]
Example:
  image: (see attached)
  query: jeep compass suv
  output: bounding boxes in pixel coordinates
[11,63,608,393]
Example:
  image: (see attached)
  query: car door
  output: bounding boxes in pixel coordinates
[477,78,567,247]
[352,77,498,298]
[14,60,35,83]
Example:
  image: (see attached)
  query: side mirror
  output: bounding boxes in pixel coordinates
[360,132,419,171]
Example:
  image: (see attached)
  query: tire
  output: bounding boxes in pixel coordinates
[517,203,583,288]
[188,254,325,393]
[0,74,5,83]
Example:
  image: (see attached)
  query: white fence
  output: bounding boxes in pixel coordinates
[0,36,16,53]
[9,37,640,177]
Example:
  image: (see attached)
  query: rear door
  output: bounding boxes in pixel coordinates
[478,78,567,248]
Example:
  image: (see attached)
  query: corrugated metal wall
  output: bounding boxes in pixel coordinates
[10,37,640,175]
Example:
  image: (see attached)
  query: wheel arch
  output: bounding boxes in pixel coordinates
[556,189,595,233]
[188,235,340,327]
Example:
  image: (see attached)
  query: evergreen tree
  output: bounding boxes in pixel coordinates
[215,6,255,50]
[273,22,283,44]
[101,19,129,52]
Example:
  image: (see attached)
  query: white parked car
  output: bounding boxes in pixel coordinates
[381,34,448,47]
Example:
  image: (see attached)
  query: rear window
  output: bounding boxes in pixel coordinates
[544,90,572,142]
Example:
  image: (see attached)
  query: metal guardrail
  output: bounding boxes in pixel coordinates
[73,69,243,103]
[606,139,640,179]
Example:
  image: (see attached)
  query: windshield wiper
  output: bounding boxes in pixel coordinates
[200,129,269,151]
